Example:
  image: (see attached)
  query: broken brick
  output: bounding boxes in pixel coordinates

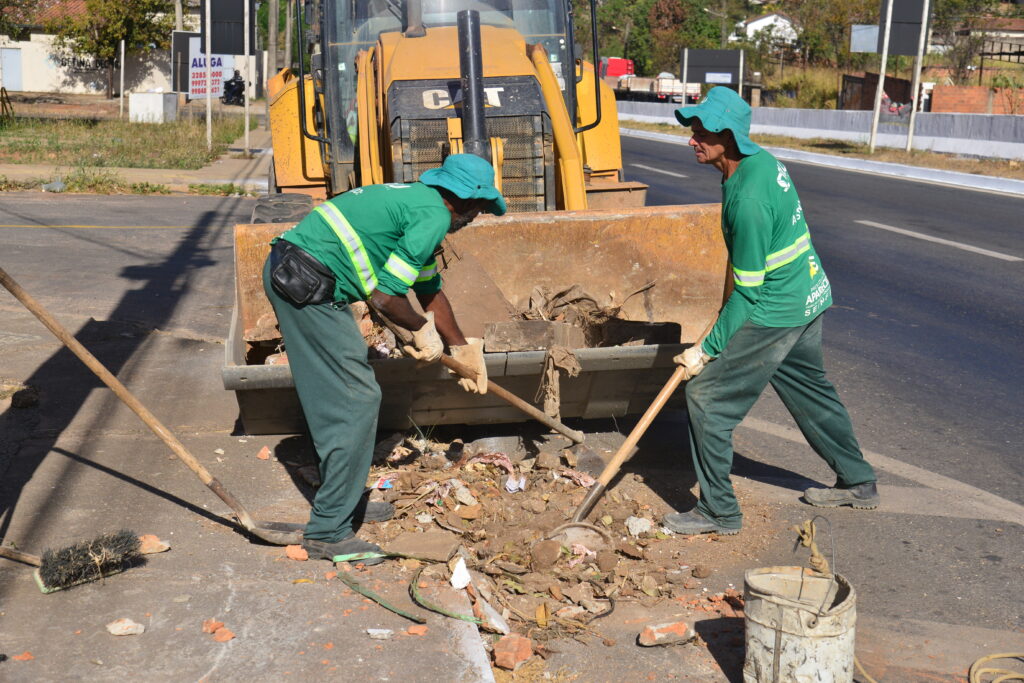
[12,651,34,661]
[202,619,225,634]
[256,446,272,460]
[493,633,533,670]
[286,545,309,561]
[213,627,236,642]
[638,620,693,647]
[407,624,428,636]
[138,534,170,554]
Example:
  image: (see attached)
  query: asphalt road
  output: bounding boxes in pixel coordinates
[622,134,1024,506]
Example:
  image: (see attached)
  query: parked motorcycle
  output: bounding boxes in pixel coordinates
[221,71,247,106]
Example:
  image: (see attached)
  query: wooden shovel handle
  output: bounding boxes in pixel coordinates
[372,306,584,443]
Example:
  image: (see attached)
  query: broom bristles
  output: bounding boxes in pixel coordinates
[37,530,141,591]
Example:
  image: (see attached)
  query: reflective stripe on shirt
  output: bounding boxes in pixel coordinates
[314,203,378,296]
[765,232,810,272]
[384,253,418,286]
[732,266,765,287]
[416,260,439,282]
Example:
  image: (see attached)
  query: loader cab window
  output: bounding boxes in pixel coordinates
[325,0,573,157]
[343,0,570,82]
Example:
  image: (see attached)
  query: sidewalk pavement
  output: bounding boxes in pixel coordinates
[0,128,274,194]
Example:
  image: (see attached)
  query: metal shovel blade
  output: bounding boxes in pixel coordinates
[246,520,306,545]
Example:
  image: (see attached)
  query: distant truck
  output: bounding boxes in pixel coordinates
[600,56,635,79]
[613,72,700,104]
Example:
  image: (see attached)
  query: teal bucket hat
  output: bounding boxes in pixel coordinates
[419,153,507,216]
[675,86,761,156]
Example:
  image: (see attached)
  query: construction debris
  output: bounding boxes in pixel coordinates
[637,620,693,647]
[106,618,145,636]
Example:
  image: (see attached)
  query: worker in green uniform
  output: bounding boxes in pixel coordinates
[663,87,879,536]
[263,154,506,561]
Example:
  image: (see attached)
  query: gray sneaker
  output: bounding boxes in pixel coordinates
[302,535,385,565]
[803,481,880,509]
[663,509,741,536]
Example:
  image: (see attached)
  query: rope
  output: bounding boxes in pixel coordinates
[408,565,483,625]
[969,653,1024,683]
[792,519,830,575]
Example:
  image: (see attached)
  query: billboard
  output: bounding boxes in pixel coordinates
[198,0,257,56]
[680,49,743,90]
[877,0,930,56]
[188,37,229,99]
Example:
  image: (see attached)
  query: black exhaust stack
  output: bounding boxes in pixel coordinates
[457,10,489,161]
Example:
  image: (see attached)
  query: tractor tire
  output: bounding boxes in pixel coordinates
[250,193,314,224]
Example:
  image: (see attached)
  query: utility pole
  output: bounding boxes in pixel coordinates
[905,0,930,152]
[720,0,727,49]
[174,0,183,31]
[244,0,250,156]
[205,0,212,152]
[285,0,293,70]
[868,0,894,154]
[269,0,279,74]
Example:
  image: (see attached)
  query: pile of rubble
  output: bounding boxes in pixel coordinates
[317,433,748,669]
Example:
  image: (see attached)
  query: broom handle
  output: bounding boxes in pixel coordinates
[0,545,42,567]
[0,267,258,531]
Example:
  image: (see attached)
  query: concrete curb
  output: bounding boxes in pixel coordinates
[619,126,1024,198]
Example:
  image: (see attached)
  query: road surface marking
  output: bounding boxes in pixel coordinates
[855,219,1023,262]
[630,163,688,178]
[0,224,190,230]
[740,417,1024,524]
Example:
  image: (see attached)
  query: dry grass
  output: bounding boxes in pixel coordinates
[621,120,1024,181]
[0,116,253,170]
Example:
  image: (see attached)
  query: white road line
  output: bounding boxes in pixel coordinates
[855,219,1023,262]
[630,163,688,178]
[740,417,1024,525]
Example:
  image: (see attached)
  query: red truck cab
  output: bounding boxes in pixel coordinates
[601,57,635,79]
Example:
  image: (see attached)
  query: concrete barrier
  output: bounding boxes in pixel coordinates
[617,101,1024,160]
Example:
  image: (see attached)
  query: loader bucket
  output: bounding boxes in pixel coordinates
[448,204,728,344]
[224,203,727,434]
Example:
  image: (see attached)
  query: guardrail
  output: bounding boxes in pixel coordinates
[617,100,1024,160]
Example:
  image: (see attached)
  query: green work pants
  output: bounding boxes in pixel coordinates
[685,314,875,529]
[263,259,381,542]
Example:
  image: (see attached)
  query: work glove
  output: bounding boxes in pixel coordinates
[448,338,487,394]
[402,311,443,363]
[673,344,711,380]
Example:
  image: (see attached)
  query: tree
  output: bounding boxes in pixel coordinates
[783,0,875,68]
[931,0,999,84]
[648,0,716,75]
[47,0,174,99]
[0,0,31,39]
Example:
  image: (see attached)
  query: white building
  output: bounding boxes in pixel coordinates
[0,0,257,97]
[732,13,798,46]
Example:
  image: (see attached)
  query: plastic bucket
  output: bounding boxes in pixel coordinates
[743,566,856,683]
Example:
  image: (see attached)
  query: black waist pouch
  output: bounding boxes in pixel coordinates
[269,239,336,306]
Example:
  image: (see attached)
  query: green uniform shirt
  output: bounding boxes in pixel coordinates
[703,150,832,357]
[277,182,449,302]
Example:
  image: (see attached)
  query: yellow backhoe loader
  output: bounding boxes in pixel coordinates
[224,0,728,434]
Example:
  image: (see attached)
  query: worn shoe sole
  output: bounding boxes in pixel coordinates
[803,495,880,510]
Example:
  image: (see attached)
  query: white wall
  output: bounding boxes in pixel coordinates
[0,32,172,95]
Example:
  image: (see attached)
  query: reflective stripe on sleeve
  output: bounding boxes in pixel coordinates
[766,232,810,272]
[732,267,765,287]
[384,253,418,286]
[416,260,439,282]
[314,203,378,295]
